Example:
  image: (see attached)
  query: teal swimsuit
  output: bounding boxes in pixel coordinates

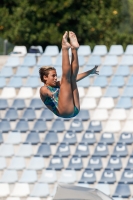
[44,85,79,118]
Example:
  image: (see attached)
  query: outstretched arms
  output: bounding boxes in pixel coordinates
[76,65,99,82]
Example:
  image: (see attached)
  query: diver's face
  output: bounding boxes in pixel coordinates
[44,70,57,86]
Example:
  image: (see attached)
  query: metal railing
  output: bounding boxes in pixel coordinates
[0,37,14,55]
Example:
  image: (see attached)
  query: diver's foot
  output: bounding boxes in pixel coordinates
[69,31,79,49]
[62,31,71,49]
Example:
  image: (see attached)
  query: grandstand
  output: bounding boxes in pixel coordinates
[0,44,133,200]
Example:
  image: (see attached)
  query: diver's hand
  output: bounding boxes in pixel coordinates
[90,65,99,75]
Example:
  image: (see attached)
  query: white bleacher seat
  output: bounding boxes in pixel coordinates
[78,45,91,56]
[86,87,102,98]
[122,120,133,132]
[95,183,110,195]
[12,46,27,56]
[98,97,114,109]
[27,198,41,200]
[0,144,14,157]
[78,87,85,97]
[110,109,127,120]
[59,170,76,183]
[81,97,96,109]
[44,45,59,56]
[128,109,133,120]
[0,183,10,197]
[6,198,20,200]
[125,45,133,55]
[16,144,33,157]
[0,87,16,99]
[104,120,121,132]
[109,45,123,56]
[33,87,40,98]
[11,183,30,197]
[92,45,107,56]
[92,109,108,120]
[5,132,22,144]
[17,87,33,98]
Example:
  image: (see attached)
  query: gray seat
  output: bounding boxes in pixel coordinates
[30,183,49,197]
[0,99,8,110]
[8,77,23,88]
[5,108,18,121]
[19,170,37,183]
[56,143,70,157]
[43,131,58,144]
[0,119,11,133]
[113,183,131,198]
[94,143,108,157]
[74,143,89,157]
[25,131,40,145]
[99,169,116,184]
[33,119,47,132]
[120,169,133,184]
[27,156,45,170]
[88,121,102,132]
[112,143,128,157]
[8,157,25,170]
[39,170,57,183]
[22,55,36,67]
[12,99,26,110]
[118,132,133,144]
[106,156,122,170]
[67,156,83,170]
[29,98,44,109]
[22,108,36,121]
[51,119,65,132]
[125,155,133,170]
[15,119,29,132]
[69,119,83,132]
[48,156,64,170]
[24,77,40,88]
[81,131,96,144]
[99,132,114,144]
[74,109,90,121]
[0,170,18,183]
[62,131,77,145]
[37,56,52,66]
[79,170,96,183]
[36,144,51,157]
[5,56,19,67]
[0,134,3,144]
[86,156,103,170]
[109,45,123,56]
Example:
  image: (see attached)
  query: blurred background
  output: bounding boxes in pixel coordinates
[0,1,133,200]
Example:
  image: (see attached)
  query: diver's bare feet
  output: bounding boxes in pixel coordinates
[62,31,71,49]
[69,31,79,49]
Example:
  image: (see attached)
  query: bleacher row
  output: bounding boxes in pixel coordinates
[0,44,133,200]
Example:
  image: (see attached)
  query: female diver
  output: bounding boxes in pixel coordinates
[39,31,99,118]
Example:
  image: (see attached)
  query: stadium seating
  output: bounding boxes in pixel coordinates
[0,44,133,200]
[92,45,107,56]
[78,45,91,56]
[43,45,59,56]
[109,45,124,55]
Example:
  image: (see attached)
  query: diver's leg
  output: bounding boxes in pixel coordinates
[58,31,74,116]
[69,31,80,110]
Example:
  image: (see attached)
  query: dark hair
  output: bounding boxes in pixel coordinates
[39,66,56,83]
